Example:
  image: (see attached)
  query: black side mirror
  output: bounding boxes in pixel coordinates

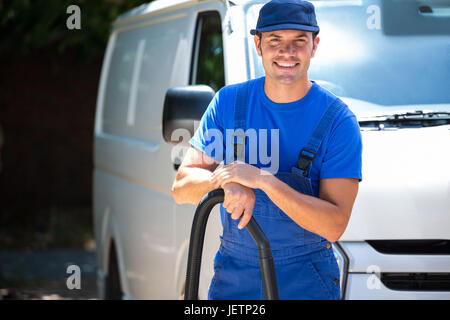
[162,85,215,145]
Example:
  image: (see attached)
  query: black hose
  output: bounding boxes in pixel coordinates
[184,188,279,300]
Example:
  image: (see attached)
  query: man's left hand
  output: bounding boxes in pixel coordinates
[211,160,270,190]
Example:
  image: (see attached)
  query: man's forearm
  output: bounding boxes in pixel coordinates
[259,174,345,242]
[171,167,217,205]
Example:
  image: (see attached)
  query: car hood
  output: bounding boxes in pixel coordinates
[341,122,450,241]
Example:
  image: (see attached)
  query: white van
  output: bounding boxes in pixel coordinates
[93,0,450,300]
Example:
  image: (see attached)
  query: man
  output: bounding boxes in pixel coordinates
[172,0,362,300]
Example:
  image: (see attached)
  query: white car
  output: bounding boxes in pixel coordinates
[93,0,450,299]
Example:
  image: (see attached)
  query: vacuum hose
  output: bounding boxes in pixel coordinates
[184,188,279,300]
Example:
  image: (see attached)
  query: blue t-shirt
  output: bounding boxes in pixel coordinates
[189,76,362,197]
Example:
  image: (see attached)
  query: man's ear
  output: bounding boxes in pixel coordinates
[311,36,320,58]
[254,35,262,57]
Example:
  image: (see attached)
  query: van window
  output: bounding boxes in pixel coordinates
[191,11,225,92]
[101,13,190,142]
[247,2,450,108]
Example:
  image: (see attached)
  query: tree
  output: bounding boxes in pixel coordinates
[0,0,150,62]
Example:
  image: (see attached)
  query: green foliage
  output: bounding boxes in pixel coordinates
[0,0,150,61]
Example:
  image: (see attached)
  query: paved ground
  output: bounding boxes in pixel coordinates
[0,249,98,300]
[0,279,98,300]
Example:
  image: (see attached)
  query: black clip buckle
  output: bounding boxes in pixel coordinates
[297,148,316,176]
[232,133,246,161]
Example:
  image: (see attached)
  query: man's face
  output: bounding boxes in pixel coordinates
[254,29,319,85]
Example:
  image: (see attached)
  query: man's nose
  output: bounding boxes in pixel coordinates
[279,42,296,55]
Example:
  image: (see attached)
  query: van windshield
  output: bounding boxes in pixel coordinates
[245,0,450,114]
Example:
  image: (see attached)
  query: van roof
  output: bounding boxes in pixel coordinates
[113,0,253,27]
[115,0,197,24]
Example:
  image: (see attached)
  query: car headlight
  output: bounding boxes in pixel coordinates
[332,242,349,300]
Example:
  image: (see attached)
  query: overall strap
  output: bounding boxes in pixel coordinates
[297,98,346,176]
[232,81,250,162]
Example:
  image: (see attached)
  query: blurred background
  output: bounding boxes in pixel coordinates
[0,0,150,299]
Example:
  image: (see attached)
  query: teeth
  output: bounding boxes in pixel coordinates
[277,62,296,67]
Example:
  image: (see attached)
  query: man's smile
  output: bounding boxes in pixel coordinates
[273,61,300,70]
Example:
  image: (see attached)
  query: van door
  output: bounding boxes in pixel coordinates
[94,7,199,299]
[173,6,227,300]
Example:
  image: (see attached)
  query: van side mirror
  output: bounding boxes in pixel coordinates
[162,85,215,145]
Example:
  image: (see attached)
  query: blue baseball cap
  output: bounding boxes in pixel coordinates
[250,0,320,35]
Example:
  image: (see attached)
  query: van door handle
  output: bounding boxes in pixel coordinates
[418,5,450,17]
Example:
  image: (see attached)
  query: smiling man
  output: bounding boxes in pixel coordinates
[172,0,362,300]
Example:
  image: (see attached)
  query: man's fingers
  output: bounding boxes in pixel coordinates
[231,202,245,220]
[223,197,233,211]
[223,186,238,209]
[238,205,253,229]
[214,173,232,187]
[222,183,255,226]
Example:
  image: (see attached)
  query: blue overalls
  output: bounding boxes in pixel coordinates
[208,82,345,300]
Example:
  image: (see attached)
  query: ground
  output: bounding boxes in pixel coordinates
[0,205,98,300]
[0,278,97,300]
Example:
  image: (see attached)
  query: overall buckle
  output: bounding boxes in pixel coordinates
[232,133,246,161]
[297,148,316,176]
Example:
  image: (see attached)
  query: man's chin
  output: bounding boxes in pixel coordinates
[272,74,304,85]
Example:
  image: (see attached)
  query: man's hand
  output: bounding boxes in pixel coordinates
[221,182,255,229]
[211,160,270,190]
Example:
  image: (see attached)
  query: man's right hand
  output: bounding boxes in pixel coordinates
[222,182,255,229]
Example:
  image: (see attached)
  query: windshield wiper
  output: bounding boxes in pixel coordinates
[359,110,450,129]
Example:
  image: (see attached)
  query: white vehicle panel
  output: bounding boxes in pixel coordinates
[342,124,450,241]
[340,242,450,273]
[346,273,450,300]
